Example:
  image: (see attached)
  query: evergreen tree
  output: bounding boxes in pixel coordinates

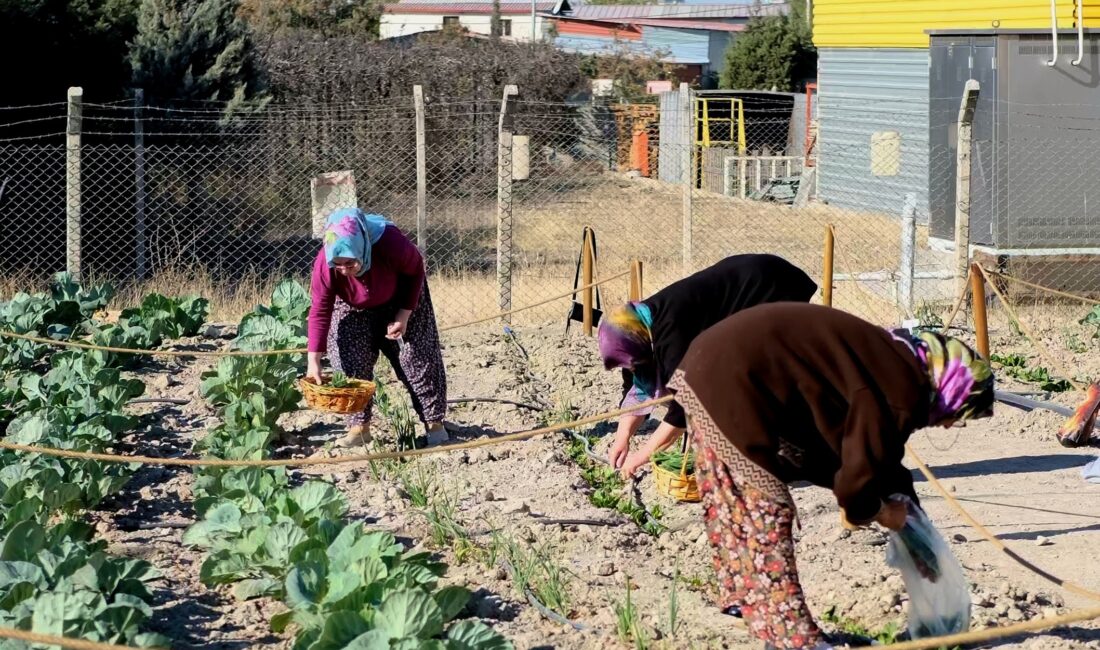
[237,0,382,37]
[719,2,816,92]
[0,0,140,104]
[490,0,502,40]
[130,0,268,115]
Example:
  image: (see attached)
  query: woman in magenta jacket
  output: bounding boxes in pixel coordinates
[306,208,448,448]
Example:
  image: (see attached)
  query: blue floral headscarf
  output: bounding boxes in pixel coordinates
[323,208,393,274]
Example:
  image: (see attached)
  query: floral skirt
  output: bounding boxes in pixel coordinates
[696,436,823,650]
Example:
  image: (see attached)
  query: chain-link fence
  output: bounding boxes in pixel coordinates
[4,87,1100,354]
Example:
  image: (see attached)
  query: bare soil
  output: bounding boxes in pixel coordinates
[81,317,1100,650]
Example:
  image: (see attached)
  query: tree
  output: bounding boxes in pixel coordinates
[490,0,502,40]
[719,2,815,92]
[0,0,140,104]
[580,42,681,103]
[129,0,268,115]
[237,0,382,37]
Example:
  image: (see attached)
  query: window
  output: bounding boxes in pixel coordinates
[501,19,512,36]
[442,16,460,27]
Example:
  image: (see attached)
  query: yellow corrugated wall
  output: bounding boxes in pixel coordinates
[813,0,1100,48]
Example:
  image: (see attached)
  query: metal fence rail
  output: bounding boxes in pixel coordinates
[3,84,1100,341]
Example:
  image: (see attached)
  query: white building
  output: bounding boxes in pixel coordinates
[380,0,568,41]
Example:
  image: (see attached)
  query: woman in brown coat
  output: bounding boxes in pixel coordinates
[668,303,994,650]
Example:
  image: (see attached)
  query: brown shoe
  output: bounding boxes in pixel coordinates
[334,425,372,448]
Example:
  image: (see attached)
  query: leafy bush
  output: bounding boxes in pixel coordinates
[183,481,349,600]
[187,278,511,649]
[0,274,115,370]
[200,356,301,430]
[0,521,166,648]
[990,353,1072,392]
[719,2,815,92]
[119,293,209,346]
[249,280,310,335]
[0,279,215,647]
[272,527,510,650]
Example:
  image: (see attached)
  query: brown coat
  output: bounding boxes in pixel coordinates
[672,303,931,524]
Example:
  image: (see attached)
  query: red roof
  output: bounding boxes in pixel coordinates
[556,19,642,40]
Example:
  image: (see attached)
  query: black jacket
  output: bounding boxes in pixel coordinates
[620,254,818,428]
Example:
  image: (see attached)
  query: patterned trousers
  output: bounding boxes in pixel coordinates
[696,438,823,650]
[327,282,447,428]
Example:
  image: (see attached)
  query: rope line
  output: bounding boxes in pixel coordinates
[906,444,1100,602]
[884,606,1100,650]
[4,262,1100,646]
[438,270,629,333]
[829,229,971,334]
[830,230,906,321]
[0,270,631,358]
[0,594,1093,650]
[0,397,676,468]
[0,628,145,650]
[985,269,1100,307]
[938,267,972,334]
[975,265,1086,393]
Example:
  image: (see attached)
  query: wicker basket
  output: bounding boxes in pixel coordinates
[652,436,700,502]
[300,377,376,414]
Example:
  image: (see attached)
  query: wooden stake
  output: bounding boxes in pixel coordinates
[583,228,595,336]
[970,262,990,359]
[823,224,834,307]
[629,259,644,301]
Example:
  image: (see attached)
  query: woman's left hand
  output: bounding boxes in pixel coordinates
[620,449,650,479]
[387,309,412,340]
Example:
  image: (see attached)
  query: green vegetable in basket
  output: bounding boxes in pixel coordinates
[652,449,695,475]
[329,371,351,388]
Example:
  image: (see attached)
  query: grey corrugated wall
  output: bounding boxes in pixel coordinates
[817,48,930,221]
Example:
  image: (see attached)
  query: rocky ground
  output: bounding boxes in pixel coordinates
[86,320,1100,650]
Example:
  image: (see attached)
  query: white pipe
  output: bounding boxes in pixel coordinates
[1048,0,1059,67]
[1073,0,1085,65]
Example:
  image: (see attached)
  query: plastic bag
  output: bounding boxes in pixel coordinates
[884,495,971,640]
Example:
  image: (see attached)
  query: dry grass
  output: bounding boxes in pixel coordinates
[2,170,951,329]
[0,268,283,324]
[413,172,946,326]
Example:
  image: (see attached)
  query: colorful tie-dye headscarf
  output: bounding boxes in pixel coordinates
[891,329,994,424]
[599,302,659,397]
[323,208,393,273]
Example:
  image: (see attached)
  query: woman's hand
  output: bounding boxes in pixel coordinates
[618,421,685,479]
[608,433,631,469]
[306,352,324,384]
[609,416,643,469]
[620,449,650,479]
[387,309,412,340]
[874,499,909,531]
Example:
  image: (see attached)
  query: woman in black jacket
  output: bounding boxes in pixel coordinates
[597,254,817,477]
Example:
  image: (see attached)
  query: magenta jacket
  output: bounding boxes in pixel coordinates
[307,225,425,353]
